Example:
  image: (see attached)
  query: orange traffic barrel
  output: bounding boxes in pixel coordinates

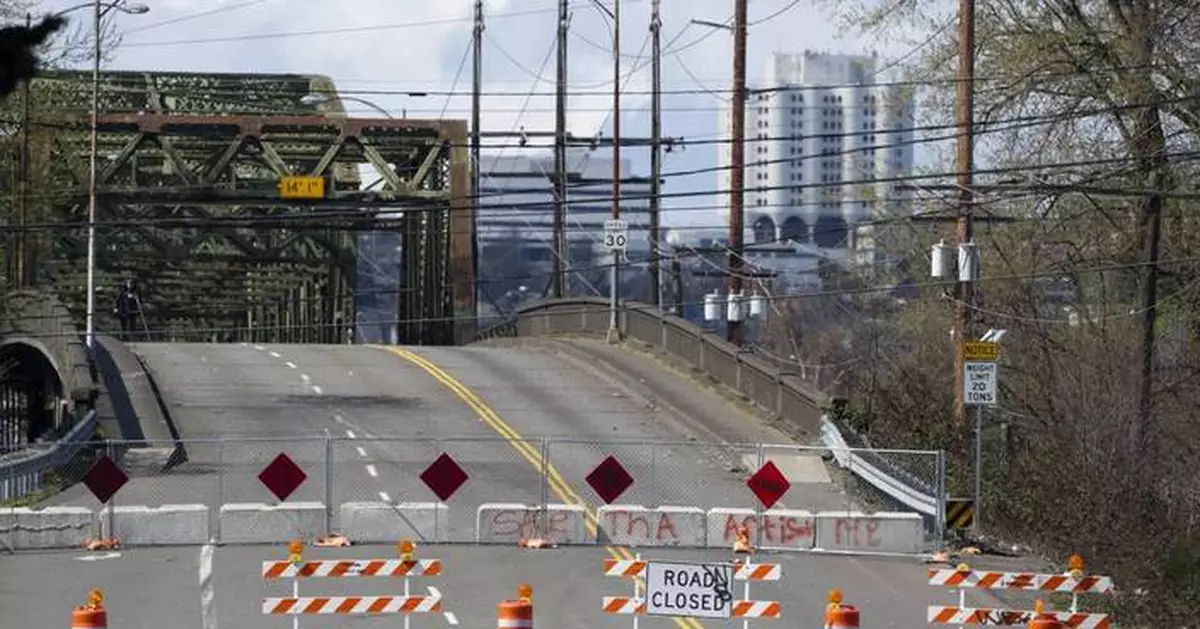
[825,604,859,628]
[498,585,534,629]
[72,590,107,629]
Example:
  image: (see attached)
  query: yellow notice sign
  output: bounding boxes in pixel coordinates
[962,341,999,361]
[279,175,326,199]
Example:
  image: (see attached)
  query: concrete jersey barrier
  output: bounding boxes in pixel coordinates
[1,502,927,555]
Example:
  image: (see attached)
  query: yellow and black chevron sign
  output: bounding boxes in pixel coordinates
[946,499,974,529]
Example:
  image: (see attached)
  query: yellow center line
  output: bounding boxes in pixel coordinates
[374,345,705,629]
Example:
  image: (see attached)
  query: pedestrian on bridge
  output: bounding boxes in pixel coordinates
[113,277,143,340]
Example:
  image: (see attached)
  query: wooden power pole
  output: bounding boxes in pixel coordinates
[605,0,622,342]
[471,0,484,306]
[553,0,569,298]
[648,0,662,308]
[726,0,748,345]
[952,0,976,430]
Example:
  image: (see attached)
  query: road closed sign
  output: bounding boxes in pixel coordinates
[645,561,733,619]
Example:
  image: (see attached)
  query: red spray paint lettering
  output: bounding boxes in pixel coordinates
[722,513,814,546]
[488,509,570,538]
[603,509,679,541]
[832,518,881,548]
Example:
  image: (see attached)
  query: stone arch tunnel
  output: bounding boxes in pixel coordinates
[0,291,96,453]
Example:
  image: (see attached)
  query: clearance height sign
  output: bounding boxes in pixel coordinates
[645,562,734,619]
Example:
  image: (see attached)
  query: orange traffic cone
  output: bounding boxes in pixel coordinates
[1028,600,1062,629]
[498,585,534,629]
[824,589,859,629]
[733,524,752,554]
[72,590,107,629]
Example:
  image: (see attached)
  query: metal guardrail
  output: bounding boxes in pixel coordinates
[477,297,947,534]
[819,415,940,517]
[0,410,98,501]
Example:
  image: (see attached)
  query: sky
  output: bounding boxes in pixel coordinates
[37,0,925,233]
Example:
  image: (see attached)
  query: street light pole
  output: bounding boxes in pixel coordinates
[78,0,149,352]
[85,0,101,351]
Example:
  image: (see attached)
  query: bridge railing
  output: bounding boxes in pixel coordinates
[478,298,946,533]
[0,410,98,503]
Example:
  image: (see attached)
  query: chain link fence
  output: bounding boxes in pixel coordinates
[1,435,944,551]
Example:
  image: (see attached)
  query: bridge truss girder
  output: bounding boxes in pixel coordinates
[44,113,475,345]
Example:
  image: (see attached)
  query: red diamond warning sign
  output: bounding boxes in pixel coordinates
[82,455,128,504]
[258,453,308,501]
[420,453,468,501]
[586,455,634,504]
[746,460,791,509]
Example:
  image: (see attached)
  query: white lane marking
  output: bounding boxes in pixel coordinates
[301,374,310,382]
[239,342,248,347]
[379,491,392,503]
[312,385,323,395]
[428,586,441,599]
[355,446,367,457]
[74,551,121,562]
[269,351,281,358]
[365,464,378,478]
[444,612,459,626]
[253,344,265,351]
[346,430,357,439]
[285,361,297,369]
[333,414,346,424]
[199,540,218,629]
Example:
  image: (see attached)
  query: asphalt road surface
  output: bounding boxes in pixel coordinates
[0,544,997,629]
[45,340,850,540]
[0,340,1028,629]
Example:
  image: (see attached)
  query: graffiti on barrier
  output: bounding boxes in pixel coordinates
[485,508,572,539]
[720,513,814,547]
[830,517,882,548]
[601,509,679,542]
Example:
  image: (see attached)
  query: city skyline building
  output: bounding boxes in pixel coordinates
[718,50,916,264]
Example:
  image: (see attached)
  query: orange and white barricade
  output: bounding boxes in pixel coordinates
[927,555,1114,628]
[601,556,782,627]
[72,590,107,629]
[263,538,443,628]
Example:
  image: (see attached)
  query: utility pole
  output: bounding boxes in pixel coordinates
[648,0,662,309]
[951,0,976,431]
[726,0,748,345]
[552,0,569,298]
[605,0,622,343]
[471,0,484,312]
[15,12,31,288]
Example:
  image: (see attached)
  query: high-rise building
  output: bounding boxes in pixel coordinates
[719,51,916,265]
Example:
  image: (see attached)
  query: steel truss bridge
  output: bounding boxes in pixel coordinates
[31,70,475,345]
[0,70,476,454]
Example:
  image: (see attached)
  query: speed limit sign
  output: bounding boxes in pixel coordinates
[604,219,628,250]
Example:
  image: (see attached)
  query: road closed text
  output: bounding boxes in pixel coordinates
[649,590,727,614]
[645,562,733,619]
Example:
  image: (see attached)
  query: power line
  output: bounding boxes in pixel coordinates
[35,62,1165,97]
[7,143,1198,223]
[20,254,1200,341]
[116,2,645,48]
